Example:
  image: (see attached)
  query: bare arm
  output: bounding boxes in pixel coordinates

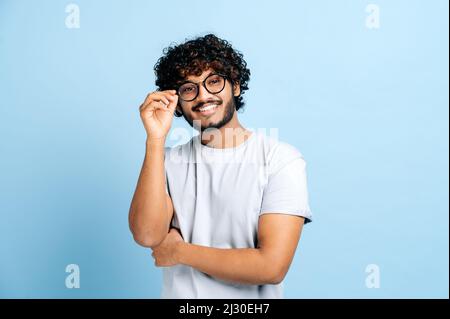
[129,139,174,247]
[153,214,305,285]
[129,90,178,248]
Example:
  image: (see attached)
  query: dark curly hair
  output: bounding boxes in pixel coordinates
[154,34,251,117]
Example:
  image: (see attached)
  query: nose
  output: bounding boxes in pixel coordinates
[195,84,214,102]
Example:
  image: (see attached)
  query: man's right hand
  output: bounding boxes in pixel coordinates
[139,90,179,141]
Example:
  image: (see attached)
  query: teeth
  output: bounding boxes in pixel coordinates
[198,104,218,112]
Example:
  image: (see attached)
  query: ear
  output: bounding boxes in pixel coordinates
[175,104,183,117]
[233,82,241,97]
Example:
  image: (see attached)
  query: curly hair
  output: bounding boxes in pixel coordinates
[154,34,251,117]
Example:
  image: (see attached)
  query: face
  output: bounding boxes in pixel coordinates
[176,69,240,132]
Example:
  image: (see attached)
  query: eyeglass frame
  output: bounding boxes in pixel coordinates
[176,73,231,102]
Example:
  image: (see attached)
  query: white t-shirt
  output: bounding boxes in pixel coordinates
[161,130,312,298]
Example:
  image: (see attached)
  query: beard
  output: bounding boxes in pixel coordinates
[182,97,236,132]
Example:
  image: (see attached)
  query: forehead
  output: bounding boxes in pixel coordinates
[184,68,215,82]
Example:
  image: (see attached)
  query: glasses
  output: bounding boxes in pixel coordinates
[177,73,228,102]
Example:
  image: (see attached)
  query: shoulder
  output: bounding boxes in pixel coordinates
[164,136,196,164]
[256,132,306,175]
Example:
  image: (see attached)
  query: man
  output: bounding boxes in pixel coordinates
[129,34,312,298]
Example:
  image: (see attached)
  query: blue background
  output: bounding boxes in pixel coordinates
[0,0,448,298]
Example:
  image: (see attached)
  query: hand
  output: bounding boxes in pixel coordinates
[139,90,179,140]
[151,228,184,267]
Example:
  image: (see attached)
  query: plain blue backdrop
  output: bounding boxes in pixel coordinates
[0,0,448,298]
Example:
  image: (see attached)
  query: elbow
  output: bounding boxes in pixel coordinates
[257,250,290,285]
[128,209,165,248]
[132,232,165,248]
[264,266,288,285]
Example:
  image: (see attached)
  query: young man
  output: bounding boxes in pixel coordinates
[129,34,313,298]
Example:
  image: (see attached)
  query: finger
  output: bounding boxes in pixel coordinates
[166,94,179,113]
[157,95,170,106]
[141,101,168,114]
[141,95,169,110]
[154,90,177,100]
[162,89,177,95]
[140,90,178,113]
[152,103,171,112]
[143,91,175,106]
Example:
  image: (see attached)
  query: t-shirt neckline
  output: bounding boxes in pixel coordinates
[194,130,256,154]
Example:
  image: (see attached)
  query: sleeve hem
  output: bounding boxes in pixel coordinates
[259,209,313,224]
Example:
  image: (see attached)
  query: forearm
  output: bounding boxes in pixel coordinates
[129,138,169,246]
[176,243,281,285]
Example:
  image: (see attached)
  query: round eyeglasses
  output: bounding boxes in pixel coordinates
[177,73,228,102]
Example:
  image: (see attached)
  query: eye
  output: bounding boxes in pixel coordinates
[207,77,221,85]
[181,86,195,93]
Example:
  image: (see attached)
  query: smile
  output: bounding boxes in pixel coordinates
[195,103,220,115]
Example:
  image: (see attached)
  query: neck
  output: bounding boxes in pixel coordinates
[200,112,252,149]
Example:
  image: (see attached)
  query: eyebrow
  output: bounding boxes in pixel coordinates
[181,71,216,85]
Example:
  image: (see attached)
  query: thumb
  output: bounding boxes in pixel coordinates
[167,95,178,114]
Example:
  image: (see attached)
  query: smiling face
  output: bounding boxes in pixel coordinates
[176,69,241,132]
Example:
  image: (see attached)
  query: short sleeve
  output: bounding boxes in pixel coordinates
[260,156,313,224]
